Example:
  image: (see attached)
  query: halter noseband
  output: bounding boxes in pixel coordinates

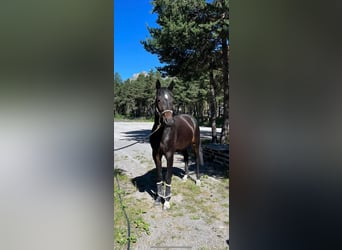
[155,107,173,116]
[155,107,174,126]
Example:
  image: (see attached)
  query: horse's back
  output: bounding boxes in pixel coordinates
[174,114,199,132]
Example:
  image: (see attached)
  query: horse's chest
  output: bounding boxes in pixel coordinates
[160,131,175,152]
[160,131,189,152]
[160,137,171,152]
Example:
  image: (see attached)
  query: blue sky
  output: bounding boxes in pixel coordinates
[114,0,163,81]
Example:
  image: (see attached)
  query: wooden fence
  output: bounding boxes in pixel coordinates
[203,144,229,174]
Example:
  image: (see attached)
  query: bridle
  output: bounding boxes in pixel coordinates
[155,107,174,127]
[113,101,174,152]
[155,107,173,117]
[155,89,174,125]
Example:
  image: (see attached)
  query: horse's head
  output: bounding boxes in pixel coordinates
[155,79,175,126]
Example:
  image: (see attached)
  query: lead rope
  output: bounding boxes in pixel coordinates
[114,173,131,250]
[114,108,173,151]
[114,122,162,250]
[114,109,172,249]
[113,123,162,152]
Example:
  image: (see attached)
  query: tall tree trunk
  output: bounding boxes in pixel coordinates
[137,101,142,117]
[209,69,218,143]
[218,100,222,117]
[220,39,229,144]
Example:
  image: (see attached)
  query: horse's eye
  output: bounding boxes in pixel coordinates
[157,99,161,103]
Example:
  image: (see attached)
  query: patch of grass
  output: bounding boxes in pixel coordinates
[211,178,229,200]
[201,174,209,179]
[172,211,184,217]
[113,114,126,120]
[223,178,229,185]
[173,174,229,227]
[177,180,201,196]
[133,217,151,235]
[199,201,213,214]
[115,229,137,247]
[114,154,129,161]
[184,204,197,214]
[204,216,214,225]
[222,203,229,208]
[190,215,201,220]
[114,172,151,247]
[212,197,221,202]
[115,228,127,245]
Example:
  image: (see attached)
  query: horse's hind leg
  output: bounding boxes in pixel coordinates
[153,150,163,205]
[193,142,202,186]
[163,152,174,210]
[182,149,189,181]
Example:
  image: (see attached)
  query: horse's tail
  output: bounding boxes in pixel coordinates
[199,142,204,166]
[193,117,204,167]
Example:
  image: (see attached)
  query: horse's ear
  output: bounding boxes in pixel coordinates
[156,80,161,89]
[168,81,175,91]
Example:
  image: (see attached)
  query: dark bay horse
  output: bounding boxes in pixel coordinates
[150,80,203,209]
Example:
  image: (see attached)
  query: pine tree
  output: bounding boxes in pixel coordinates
[142,0,229,143]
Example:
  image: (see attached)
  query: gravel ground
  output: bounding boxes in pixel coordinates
[114,121,229,250]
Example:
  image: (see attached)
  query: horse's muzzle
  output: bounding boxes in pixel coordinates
[161,110,174,126]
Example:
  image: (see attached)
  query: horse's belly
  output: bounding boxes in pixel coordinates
[174,135,193,151]
[159,138,190,153]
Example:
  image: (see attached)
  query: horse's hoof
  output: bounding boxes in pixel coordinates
[195,179,201,186]
[163,201,170,210]
[182,175,188,181]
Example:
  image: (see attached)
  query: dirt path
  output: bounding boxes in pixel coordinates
[114,122,229,250]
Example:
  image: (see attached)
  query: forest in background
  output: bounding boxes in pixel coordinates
[114,70,224,123]
[114,0,229,143]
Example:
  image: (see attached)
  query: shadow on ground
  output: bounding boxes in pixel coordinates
[120,128,221,143]
[121,129,152,143]
[131,155,228,200]
[131,167,184,199]
[119,128,228,179]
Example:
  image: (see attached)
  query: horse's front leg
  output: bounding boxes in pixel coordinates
[153,150,163,205]
[163,152,174,210]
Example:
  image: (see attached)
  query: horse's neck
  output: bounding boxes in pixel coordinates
[154,113,160,125]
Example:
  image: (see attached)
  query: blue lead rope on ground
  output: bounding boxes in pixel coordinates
[115,172,131,250]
